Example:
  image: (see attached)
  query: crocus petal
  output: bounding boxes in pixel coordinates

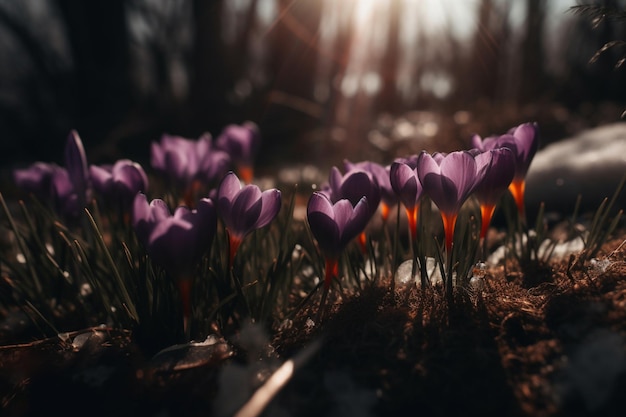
[417,153,451,210]
[164,149,189,183]
[116,163,149,195]
[89,165,113,195]
[470,134,484,150]
[218,172,243,207]
[51,168,74,201]
[13,162,59,198]
[439,151,477,200]
[345,160,395,206]
[148,218,196,276]
[215,122,260,164]
[473,148,516,207]
[390,162,421,209]
[229,186,263,236]
[150,199,171,222]
[395,154,419,170]
[307,193,341,255]
[418,151,477,216]
[132,195,217,279]
[65,130,89,200]
[511,122,539,178]
[173,205,194,221]
[308,211,341,256]
[307,191,335,219]
[328,167,343,200]
[307,193,370,257]
[254,189,282,230]
[199,149,231,183]
[132,193,153,244]
[150,216,194,246]
[433,152,446,164]
[150,141,165,170]
[217,171,281,241]
[340,170,380,210]
[332,199,355,233]
[473,150,493,174]
[340,197,369,249]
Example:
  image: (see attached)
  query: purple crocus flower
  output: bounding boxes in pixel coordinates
[51,167,82,217]
[322,165,381,253]
[214,121,260,183]
[65,130,90,208]
[417,151,488,252]
[307,192,370,262]
[324,166,381,220]
[344,160,396,222]
[216,171,281,266]
[13,131,91,219]
[13,162,61,200]
[471,122,539,217]
[132,193,217,320]
[473,148,516,239]
[307,192,369,320]
[151,133,230,205]
[390,160,424,240]
[90,159,149,214]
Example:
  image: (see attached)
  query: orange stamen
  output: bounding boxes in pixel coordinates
[177,277,192,321]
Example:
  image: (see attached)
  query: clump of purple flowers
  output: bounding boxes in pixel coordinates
[151,132,230,206]
[132,193,217,326]
[471,122,539,220]
[7,120,544,337]
[14,131,91,219]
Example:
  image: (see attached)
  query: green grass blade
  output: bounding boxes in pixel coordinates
[83,208,139,324]
[0,193,42,295]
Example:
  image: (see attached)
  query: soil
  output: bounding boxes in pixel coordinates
[1,233,626,417]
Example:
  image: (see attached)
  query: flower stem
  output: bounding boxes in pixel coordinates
[390,204,401,291]
[441,212,457,302]
[441,212,457,254]
[324,257,339,290]
[380,202,391,224]
[228,233,242,270]
[177,277,192,338]
[316,257,338,323]
[406,204,419,243]
[480,204,496,260]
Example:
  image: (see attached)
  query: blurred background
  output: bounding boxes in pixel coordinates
[1,0,625,173]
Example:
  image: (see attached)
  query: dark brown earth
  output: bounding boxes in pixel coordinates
[1,233,626,417]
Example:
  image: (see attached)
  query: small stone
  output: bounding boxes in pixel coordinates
[469,276,485,292]
[395,260,418,286]
[589,258,611,273]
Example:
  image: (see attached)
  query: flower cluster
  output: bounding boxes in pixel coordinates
[12,121,277,334]
[151,122,261,206]
[11,119,539,333]
[14,131,148,220]
[305,122,539,304]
